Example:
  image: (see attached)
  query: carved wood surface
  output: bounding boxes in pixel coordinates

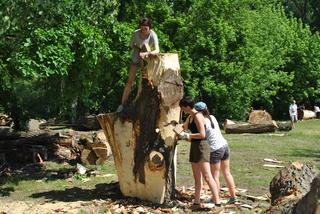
[97,53,183,204]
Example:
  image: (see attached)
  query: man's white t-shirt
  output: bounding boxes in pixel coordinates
[289,104,298,116]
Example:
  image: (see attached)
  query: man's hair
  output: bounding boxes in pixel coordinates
[139,17,152,28]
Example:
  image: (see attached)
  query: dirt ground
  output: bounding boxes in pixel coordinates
[0,183,269,214]
[1,199,110,214]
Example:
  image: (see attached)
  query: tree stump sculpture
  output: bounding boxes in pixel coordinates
[97,54,183,204]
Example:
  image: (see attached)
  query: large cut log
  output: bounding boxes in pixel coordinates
[298,109,316,120]
[97,53,183,204]
[248,110,272,124]
[263,162,319,214]
[225,121,277,134]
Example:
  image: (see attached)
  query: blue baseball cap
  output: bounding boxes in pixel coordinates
[195,102,207,111]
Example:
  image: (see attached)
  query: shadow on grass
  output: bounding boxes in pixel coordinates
[30,182,122,202]
[0,163,76,183]
[0,163,78,197]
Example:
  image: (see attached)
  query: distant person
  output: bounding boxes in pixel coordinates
[178,96,221,209]
[194,102,238,204]
[315,105,320,118]
[117,17,160,112]
[289,99,298,128]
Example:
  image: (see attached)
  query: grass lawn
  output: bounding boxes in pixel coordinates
[0,119,319,211]
[176,119,320,195]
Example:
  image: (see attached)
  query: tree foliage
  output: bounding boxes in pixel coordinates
[1,0,320,130]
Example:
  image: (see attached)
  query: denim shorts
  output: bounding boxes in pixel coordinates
[210,145,229,164]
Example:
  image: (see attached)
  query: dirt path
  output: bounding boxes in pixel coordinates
[0,199,111,214]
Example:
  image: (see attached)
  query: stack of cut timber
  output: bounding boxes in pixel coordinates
[0,129,110,165]
[80,130,111,165]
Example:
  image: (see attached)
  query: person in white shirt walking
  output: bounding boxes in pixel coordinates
[289,100,298,128]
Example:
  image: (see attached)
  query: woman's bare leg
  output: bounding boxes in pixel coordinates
[121,63,139,105]
[221,159,236,198]
[200,162,220,204]
[210,162,221,194]
[191,163,203,204]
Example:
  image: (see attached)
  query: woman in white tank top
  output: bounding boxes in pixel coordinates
[195,102,238,204]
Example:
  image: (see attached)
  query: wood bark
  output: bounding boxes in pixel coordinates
[97,53,183,204]
[225,121,277,134]
[264,162,319,214]
[298,109,316,120]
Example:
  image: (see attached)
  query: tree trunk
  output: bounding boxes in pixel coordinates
[225,121,277,134]
[298,109,316,120]
[97,53,183,204]
[264,162,319,214]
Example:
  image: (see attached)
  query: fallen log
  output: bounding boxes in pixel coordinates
[298,109,316,120]
[276,121,293,131]
[97,53,183,204]
[248,110,272,124]
[263,162,319,214]
[225,122,277,134]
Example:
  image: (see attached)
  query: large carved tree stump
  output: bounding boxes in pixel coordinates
[264,162,319,214]
[97,53,183,204]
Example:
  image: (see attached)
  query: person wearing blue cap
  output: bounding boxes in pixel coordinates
[195,101,237,205]
[178,96,221,209]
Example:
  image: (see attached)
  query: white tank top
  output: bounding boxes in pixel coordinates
[205,115,227,151]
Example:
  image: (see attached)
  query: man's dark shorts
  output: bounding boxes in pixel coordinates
[210,145,229,164]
